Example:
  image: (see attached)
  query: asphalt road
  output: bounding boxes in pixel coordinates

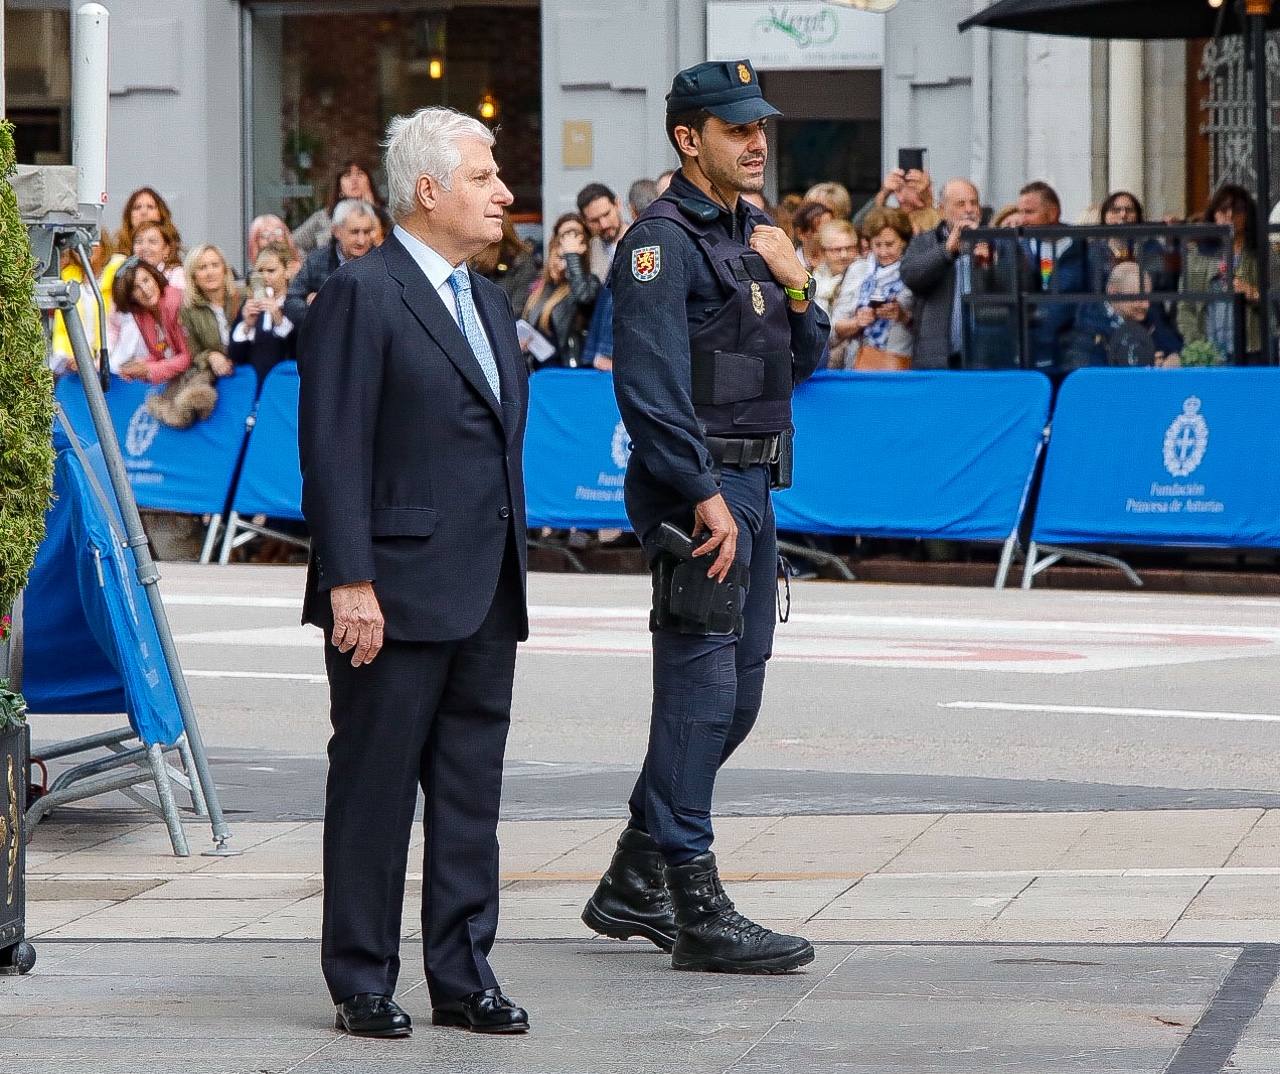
[29,564,1280,818]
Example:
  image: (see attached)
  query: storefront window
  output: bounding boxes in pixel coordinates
[246,3,541,229]
[4,5,72,165]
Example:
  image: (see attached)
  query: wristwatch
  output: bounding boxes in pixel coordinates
[783,274,816,302]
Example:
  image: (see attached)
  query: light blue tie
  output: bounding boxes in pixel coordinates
[448,266,501,400]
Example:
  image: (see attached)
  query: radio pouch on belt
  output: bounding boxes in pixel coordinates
[769,427,794,491]
[650,522,746,635]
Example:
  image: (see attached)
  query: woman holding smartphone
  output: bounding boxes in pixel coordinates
[229,242,296,392]
[833,207,915,370]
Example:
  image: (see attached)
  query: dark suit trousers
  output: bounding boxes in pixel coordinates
[320,542,521,1006]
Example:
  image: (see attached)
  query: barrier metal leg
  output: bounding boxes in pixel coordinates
[776,539,856,581]
[526,536,586,573]
[1021,542,1143,591]
[199,514,223,565]
[1021,541,1040,590]
[994,534,1018,591]
[176,734,208,817]
[62,306,238,856]
[144,744,189,857]
[218,511,241,566]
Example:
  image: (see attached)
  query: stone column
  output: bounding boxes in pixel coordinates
[1107,39,1145,197]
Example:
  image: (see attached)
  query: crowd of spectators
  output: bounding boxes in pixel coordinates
[51,157,1267,442]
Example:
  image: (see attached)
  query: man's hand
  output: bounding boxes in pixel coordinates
[748,225,808,292]
[692,493,738,583]
[877,168,906,205]
[592,354,613,371]
[330,581,384,667]
[945,220,974,258]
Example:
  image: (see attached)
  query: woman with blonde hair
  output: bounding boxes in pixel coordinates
[180,243,243,385]
[804,181,853,221]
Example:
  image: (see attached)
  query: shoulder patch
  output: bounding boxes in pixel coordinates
[631,245,662,282]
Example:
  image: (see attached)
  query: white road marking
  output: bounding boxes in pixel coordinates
[942,701,1280,724]
[173,607,1280,675]
[185,668,327,685]
[165,594,303,609]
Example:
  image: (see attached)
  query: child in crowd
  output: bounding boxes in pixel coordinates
[229,242,297,391]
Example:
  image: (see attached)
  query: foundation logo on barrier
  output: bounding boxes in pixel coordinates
[611,421,633,470]
[125,402,160,458]
[1163,396,1208,478]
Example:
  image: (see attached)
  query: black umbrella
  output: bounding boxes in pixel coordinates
[960,0,1279,362]
[959,0,1280,38]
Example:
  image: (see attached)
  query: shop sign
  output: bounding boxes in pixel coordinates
[707,2,885,71]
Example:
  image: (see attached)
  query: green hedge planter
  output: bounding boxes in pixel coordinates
[0,119,55,625]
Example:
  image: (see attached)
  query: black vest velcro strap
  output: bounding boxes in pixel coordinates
[692,350,792,406]
[730,254,775,283]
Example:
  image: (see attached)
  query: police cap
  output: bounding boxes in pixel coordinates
[665,60,782,125]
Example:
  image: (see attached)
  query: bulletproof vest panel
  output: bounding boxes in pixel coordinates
[642,196,794,437]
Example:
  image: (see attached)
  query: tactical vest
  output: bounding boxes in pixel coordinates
[643,196,795,438]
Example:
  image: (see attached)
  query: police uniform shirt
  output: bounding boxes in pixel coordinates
[610,171,830,505]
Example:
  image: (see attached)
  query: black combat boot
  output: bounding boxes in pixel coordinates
[581,827,678,951]
[665,851,815,974]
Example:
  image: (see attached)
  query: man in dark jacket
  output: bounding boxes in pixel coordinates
[900,178,985,369]
[298,110,530,1040]
[285,198,379,328]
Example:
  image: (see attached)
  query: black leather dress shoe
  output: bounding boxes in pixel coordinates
[431,987,529,1034]
[334,993,413,1038]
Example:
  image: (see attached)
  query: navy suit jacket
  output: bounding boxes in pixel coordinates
[297,232,529,642]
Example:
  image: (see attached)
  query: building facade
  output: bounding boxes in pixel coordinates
[1,0,1255,270]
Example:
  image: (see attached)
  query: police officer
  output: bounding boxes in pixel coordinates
[581,60,828,974]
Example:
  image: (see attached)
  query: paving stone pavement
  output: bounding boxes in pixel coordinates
[0,938,1262,1074]
[4,808,1280,1072]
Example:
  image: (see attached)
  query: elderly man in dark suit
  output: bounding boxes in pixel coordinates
[285,198,380,329]
[298,107,529,1040]
[900,178,986,369]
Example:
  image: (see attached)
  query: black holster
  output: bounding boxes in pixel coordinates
[650,523,745,636]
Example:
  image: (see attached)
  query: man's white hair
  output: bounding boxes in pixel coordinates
[331,198,378,230]
[383,108,495,220]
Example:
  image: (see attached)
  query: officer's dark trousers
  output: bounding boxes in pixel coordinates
[626,464,776,864]
[320,549,521,1008]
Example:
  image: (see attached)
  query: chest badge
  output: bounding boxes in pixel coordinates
[750,281,766,316]
[632,246,661,282]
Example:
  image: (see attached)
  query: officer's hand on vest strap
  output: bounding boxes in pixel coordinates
[747,225,809,293]
[692,493,739,582]
[331,580,385,667]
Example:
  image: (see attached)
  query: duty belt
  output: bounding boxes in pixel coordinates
[705,435,781,468]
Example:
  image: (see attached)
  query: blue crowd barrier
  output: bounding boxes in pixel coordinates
[230,362,302,520]
[525,369,631,529]
[524,369,1051,544]
[24,417,185,747]
[55,368,258,515]
[1033,368,1280,548]
[775,371,1051,540]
